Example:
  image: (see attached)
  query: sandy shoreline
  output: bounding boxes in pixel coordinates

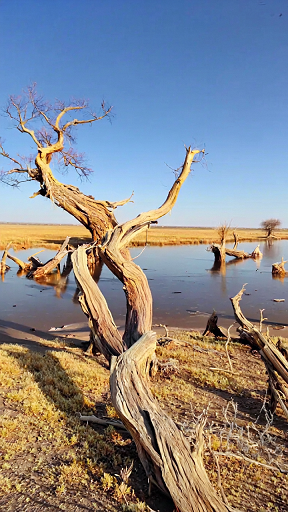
[1,314,288,353]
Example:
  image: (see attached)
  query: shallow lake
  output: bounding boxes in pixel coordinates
[1,241,287,333]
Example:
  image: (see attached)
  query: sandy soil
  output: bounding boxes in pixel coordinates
[1,314,288,353]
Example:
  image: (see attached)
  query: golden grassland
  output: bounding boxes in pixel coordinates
[1,332,288,511]
[1,223,288,250]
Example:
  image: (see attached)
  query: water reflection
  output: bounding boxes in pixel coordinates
[263,239,278,259]
[1,241,288,331]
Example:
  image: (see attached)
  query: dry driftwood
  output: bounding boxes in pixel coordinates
[110,331,232,512]
[272,257,288,277]
[251,245,262,259]
[7,252,31,271]
[211,243,262,264]
[230,285,288,418]
[0,243,11,274]
[32,236,71,279]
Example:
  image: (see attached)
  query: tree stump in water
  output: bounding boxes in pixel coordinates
[272,257,287,277]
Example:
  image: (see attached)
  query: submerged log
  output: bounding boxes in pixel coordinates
[211,244,262,263]
[272,257,288,277]
[224,247,250,259]
[110,331,231,512]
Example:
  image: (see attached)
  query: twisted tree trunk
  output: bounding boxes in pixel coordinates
[110,332,232,512]
[71,148,233,512]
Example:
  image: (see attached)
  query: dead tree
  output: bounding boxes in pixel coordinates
[0,84,133,242]
[272,257,288,277]
[230,285,288,418]
[210,224,229,265]
[72,148,232,512]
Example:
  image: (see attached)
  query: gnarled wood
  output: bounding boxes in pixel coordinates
[7,252,31,271]
[32,236,70,279]
[230,285,288,417]
[0,243,11,273]
[211,244,262,263]
[72,246,123,360]
[100,148,205,347]
[272,257,288,276]
[232,231,239,249]
[110,331,232,512]
[251,245,262,259]
[71,148,232,511]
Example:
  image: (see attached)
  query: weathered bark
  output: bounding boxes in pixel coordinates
[39,180,118,242]
[0,243,11,273]
[224,247,250,259]
[7,252,31,271]
[232,231,239,249]
[110,332,232,512]
[251,245,262,259]
[1,95,133,242]
[72,246,123,360]
[32,236,71,279]
[272,257,288,276]
[210,243,226,265]
[100,147,204,347]
[71,148,233,511]
[211,244,262,262]
[203,311,228,338]
[230,285,288,418]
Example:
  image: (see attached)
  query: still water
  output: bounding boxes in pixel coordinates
[1,241,287,332]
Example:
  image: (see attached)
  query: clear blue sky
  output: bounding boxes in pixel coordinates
[0,0,287,228]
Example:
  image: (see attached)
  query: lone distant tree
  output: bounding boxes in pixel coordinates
[260,218,281,238]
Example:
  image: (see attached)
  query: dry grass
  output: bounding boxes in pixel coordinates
[153,330,288,511]
[0,342,149,511]
[1,332,288,511]
[1,223,288,250]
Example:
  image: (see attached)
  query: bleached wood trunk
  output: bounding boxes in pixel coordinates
[272,257,287,276]
[32,237,70,279]
[110,332,231,512]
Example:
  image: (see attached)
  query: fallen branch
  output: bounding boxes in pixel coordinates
[230,285,288,417]
[32,237,71,278]
[79,414,126,430]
